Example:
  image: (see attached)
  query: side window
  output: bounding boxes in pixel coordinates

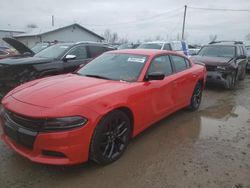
[171,55,189,72]
[148,55,173,76]
[67,46,87,59]
[88,46,105,58]
[163,44,171,50]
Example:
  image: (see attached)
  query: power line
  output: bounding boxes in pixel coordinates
[83,7,183,27]
[188,6,250,12]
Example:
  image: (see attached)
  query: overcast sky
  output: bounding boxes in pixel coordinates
[0,0,250,44]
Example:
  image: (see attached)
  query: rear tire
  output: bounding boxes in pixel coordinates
[90,110,131,165]
[189,82,202,111]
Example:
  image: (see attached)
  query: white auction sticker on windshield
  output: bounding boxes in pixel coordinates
[127,57,146,63]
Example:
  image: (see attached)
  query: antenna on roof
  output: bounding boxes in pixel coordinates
[52,15,54,27]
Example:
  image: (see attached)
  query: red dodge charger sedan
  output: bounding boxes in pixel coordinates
[0,49,207,165]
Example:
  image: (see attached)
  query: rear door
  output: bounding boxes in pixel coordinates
[170,55,197,107]
[87,45,108,59]
[62,45,90,73]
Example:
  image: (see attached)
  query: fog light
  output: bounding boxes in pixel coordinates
[42,150,67,158]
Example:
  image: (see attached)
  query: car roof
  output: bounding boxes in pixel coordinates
[209,41,244,46]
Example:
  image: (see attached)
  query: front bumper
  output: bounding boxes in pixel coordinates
[206,71,229,87]
[0,99,99,165]
[1,121,92,165]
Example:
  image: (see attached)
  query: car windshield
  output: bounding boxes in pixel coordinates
[246,46,250,56]
[198,46,235,58]
[137,43,163,50]
[34,44,70,59]
[77,53,148,82]
[31,43,50,53]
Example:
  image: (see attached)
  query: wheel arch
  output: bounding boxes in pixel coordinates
[111,106,134,138]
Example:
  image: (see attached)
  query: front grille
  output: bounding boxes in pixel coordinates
[205,65,216,71]
[4,109,45,131]
[2,109,41,149]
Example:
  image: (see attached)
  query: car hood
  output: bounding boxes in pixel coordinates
[3,37,35,56]
[190,56,232,66]
[9,74,133,108]
[0,56,53,66]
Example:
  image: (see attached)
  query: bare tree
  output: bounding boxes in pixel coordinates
[154,35,163,41]
[176,33,181,41]
[209,34,217,42]
[144,38,152,42]
[119,37,128,44]
[110,32,118,43]
[103,29,112,43]
[103,29,119,43]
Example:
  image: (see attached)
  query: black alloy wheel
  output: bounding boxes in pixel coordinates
[189,82,202,111]
[90,110,131,165]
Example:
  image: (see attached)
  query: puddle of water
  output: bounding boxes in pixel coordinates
[199,105,250,139]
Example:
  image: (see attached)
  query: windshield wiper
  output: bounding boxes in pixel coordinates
[84,74,111,80]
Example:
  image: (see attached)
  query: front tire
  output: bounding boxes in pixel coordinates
[239,66,246,81]
[225,72,236,89]
[189,82,202,111]
[90,110,131,165]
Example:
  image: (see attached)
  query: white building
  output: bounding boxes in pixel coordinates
[14,23,104,48]
[0,29,24,46]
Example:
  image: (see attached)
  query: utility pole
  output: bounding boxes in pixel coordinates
[52,15,54,27]
[181,5,187,40]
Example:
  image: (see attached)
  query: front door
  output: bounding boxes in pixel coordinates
[63,45,91,73]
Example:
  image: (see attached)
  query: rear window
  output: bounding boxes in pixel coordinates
[88,46,106,58]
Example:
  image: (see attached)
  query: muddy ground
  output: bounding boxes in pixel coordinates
[0,76,250,188]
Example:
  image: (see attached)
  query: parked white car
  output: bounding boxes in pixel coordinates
[137,41,189,56]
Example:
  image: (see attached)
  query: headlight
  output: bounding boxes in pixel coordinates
[42,116,88,131]
[217,65,227,70]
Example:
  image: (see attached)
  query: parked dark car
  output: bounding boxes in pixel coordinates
[1,38,55,58]
[2,37,36,57]
[0,42,114,98]
[0,46,17,59]
[246,45,250,70]
[191,41,248,89]
[117,43,140,50]
[31,42,56,53]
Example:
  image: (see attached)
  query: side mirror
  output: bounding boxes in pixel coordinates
[145,72,165,81]
[64,54,76,61]
[237,55,246,59]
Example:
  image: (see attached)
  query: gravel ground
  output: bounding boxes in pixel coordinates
[0,76,250,188]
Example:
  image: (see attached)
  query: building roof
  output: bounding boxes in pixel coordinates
[14,23,104,40]
[0,28,24,33]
